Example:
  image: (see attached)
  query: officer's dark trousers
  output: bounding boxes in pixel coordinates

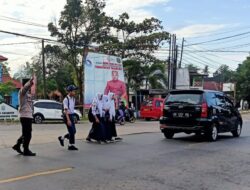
[16,117,33,151]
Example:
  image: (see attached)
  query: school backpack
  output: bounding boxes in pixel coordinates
[88,107,95,123]
[62,96,70,122]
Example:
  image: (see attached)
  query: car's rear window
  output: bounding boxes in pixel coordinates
[165,92,203,105]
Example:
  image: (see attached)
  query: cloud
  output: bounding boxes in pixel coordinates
[172,24,226,38]
[0,0,172,76]
[105,0,169,22]
[164,6,174,13]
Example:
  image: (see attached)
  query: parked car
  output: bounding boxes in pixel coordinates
[159,90,243,141]
[33,99,82,124]
[140,98,164,120]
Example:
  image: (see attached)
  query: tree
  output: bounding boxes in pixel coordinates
[235,56,250,99]
[48,0,114,114]
[100,13,169,61]
[13,62,33,81]
[0,81,15,99]
[185,64,199,72]
[213,65,235,83]
[123,59,144,95]
[144,62,167,89]
[100,13,169,94]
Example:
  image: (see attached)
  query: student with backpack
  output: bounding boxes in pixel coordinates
[58,85,78,150]
[86,93,107,143]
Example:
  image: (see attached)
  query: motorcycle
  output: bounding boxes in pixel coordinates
[115,108,136,125]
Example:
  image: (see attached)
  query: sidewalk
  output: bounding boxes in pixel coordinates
[0,120,160,148]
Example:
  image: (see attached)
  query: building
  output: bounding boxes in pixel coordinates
[0,55,22,108]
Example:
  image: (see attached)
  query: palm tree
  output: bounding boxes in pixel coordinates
[143,62,167,89]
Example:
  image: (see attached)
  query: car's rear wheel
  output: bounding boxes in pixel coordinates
[34,114,43,124]
[206,124,218,141]
[232,122,242,137]
[164,131,175,139]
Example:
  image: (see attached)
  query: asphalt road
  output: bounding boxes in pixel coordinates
[1,118,250,190]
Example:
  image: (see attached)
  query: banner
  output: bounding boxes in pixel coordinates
[84,52,128,108]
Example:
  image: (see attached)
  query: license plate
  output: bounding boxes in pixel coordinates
[173,113,190,118]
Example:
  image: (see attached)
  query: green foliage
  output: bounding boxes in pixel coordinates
[213,65,235,82]
[48,0,113,106]
[124,60,167,91]
[13,62,33,81]
[235,56,250,99]
[0,81,15,97]
[100,12,169,62]
[185,64,199,72]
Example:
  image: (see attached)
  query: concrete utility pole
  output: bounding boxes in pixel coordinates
[168,34,172,90]
[42,39,46,99]
[179,38,185,69]
[171,34,178,90]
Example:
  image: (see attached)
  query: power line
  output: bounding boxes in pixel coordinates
[185,31,250,46]
[183,53,218,69]
[0,15,48,28]
[183,45,243,63]
[187,25,250,39]
[0,41,39,46]
[0,50,34,56]
[0,29,57,42]
[209,42,250,51]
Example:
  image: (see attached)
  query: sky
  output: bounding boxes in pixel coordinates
[0,0,250,76]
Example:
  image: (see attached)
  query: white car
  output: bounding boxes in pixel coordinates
[33,99,82,124]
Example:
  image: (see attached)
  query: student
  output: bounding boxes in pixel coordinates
[86,93,107,143]
[12,77,36,156]
[107,92,122,141]
[58,85,78,150]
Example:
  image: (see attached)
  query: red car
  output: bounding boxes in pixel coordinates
[140,98,164,120]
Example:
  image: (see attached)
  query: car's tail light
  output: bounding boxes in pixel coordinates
[201,102,208,118]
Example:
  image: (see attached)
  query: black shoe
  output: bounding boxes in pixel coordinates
[58,136,64,147]
[86,137,92,142]
[115,137,123,141]
[108,139,115,143]
[23,150,36,156]
[12,144,23,154]
[68,145,78,151]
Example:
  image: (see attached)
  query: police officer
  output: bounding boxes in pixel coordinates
[58,85,78,150]
[12,77,36,156]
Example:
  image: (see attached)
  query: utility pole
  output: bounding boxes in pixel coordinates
[178,38,185,68]
[172,34,178,89]
[168,34,172,90]
[42,39,46,99]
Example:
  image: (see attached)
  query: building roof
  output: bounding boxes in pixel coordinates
[203,81,222,91]
[0,55,8,62]
[2,75,22,89]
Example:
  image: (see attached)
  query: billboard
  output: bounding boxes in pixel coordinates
[223,83,235,92]
[84,52,127,108]
[176,68,190,90]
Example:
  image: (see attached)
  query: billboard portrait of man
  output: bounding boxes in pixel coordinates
[104,70,126,96]
[84,52,128,107]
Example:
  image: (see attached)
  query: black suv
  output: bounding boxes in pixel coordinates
[160,90,242,141]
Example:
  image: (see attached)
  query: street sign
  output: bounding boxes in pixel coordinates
[0,103,19,121]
